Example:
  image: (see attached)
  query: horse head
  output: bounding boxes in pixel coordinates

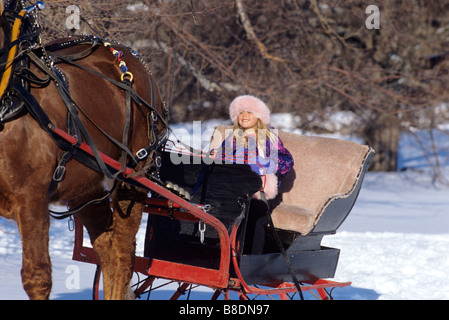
[1,0,44,25]
[0,0,45,49]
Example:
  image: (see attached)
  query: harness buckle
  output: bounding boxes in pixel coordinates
[151,111,158,122]
[136,148,148,160]
[155,155,162,168]
[52,165,66,182]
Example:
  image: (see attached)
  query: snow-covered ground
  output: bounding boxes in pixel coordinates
[1,114,448,300]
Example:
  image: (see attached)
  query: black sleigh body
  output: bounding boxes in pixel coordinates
[144,127,374,286]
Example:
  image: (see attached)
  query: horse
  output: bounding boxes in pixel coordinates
[0,1,167,299]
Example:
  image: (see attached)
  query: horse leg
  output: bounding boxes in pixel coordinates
[103,184,145,300]
[77,183,145,300]
[16,198,52,300]
[76,199,114,296]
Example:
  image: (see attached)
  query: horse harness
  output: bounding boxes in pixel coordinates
[0,4,170,214]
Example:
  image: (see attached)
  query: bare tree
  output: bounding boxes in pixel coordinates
[35,0,449,175]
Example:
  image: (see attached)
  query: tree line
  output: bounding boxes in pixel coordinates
[38,0,449,177]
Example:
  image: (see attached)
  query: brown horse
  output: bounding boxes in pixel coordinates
[0,1,167,299]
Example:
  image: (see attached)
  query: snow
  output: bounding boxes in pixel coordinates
[1,114,449,300]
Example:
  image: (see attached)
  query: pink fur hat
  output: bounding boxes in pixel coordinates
[229,95,271,125]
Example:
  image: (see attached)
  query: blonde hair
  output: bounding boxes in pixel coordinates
[232,119,278,157]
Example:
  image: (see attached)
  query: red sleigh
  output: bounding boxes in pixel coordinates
[71,126,374,300]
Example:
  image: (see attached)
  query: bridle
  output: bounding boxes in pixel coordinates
[0,1,45,128]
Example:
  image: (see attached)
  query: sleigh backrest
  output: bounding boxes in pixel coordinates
[274,131,373,234]
[210,126,374,235]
